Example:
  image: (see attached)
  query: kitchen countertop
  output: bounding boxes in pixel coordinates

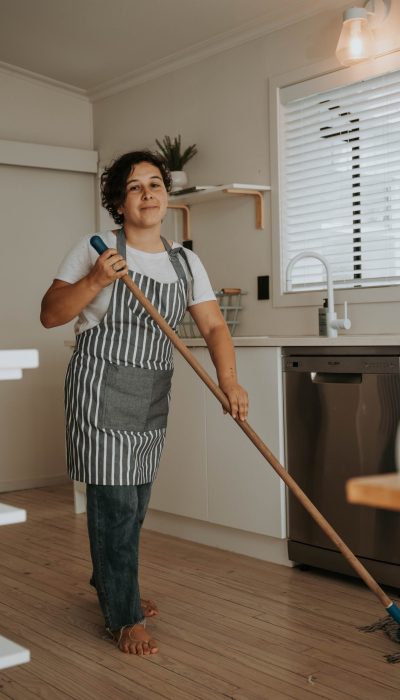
[183,335,400,347]
[65,335,400,349]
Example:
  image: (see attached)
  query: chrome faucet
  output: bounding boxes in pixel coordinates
[286,251,351,338]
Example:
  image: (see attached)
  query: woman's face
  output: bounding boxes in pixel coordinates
[118,161,168,229]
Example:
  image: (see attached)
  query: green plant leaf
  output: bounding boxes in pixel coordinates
[155,134,197,170]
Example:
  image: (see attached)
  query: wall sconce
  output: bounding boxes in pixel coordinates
[336,0,389,67]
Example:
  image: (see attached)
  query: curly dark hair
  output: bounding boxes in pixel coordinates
[101,150,172,225]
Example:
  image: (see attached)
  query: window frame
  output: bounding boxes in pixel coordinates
[270,52,400,309]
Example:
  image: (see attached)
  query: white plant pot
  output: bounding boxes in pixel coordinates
[171,170,188,192]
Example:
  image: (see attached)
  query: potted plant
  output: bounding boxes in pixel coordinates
[155,134,198,191]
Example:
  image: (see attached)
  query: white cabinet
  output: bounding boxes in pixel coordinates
[150,348,209,520]
[205,347,285,537]
[152,346,286,539]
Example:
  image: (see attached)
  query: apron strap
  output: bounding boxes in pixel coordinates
[116,228,126,257]
[161,237,195,301]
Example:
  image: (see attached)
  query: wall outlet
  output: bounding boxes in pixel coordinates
[257,275,269,300]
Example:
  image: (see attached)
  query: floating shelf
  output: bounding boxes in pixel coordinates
[0,504,26,526]
[0,348,36,670]
[0,349,39,380]
[167,183,270,243]
[0,636,30,671]
[0,503,30,670]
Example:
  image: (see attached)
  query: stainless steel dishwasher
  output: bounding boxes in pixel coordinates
[283,346,400,587]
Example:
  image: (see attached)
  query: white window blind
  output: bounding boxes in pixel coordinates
[281,69,400,292]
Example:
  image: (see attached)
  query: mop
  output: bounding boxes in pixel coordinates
[359,616,400,663]
[90,235,400,662]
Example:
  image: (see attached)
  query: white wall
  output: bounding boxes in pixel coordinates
[93,3,400,338]
[0,67,93,148]
[0,71,95,491]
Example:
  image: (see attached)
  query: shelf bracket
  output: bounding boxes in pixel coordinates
[167,203,191,243]
[223,189,265,229]
[167,186,266,243]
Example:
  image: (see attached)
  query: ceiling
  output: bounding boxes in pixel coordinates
[0,0,349,97]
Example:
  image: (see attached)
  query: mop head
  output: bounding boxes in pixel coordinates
[359,614,400,663]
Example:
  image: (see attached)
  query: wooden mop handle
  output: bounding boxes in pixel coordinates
[90,236,393,611]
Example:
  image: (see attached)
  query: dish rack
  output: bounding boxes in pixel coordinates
[178,289,247,338]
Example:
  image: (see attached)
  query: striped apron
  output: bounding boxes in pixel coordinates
[65,230,190,485]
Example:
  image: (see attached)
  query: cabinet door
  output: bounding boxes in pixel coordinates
[205,347,286,537]
[150,348,208,519]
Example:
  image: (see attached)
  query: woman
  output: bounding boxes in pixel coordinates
[41,150,248,656]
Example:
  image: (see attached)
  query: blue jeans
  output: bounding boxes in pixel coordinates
[86,483,152,631]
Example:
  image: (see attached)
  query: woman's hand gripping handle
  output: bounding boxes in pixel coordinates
[89,236,128,287]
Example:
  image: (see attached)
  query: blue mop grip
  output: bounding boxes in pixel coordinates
[90,235,108,255]
[386,601,400,623]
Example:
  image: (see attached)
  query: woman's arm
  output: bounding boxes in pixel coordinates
[189,300,248,421]
[40,248,128,328]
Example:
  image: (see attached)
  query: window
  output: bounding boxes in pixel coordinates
[280,68,400,293]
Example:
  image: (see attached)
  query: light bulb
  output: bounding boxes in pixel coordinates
[336,7,375,67]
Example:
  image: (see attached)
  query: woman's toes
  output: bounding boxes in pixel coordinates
[115,624,158,656]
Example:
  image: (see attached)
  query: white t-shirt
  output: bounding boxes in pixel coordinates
[56,231,216,334]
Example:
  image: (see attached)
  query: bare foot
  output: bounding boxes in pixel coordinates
[115,624,158,655]
[141,598,159,617]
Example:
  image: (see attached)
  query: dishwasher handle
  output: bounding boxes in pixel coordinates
[311,371,362,384]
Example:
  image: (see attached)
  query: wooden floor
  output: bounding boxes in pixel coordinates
[0,485,399,700]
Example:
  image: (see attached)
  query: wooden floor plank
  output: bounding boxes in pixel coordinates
[1,664,73,700]
[0,484,399,700]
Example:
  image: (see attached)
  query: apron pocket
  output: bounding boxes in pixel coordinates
[147,369,173,430]
[99,365,155,432]
[98,365,173,432]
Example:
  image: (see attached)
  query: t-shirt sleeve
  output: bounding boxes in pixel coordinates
[55,235,99,283]
[184,249,216,307]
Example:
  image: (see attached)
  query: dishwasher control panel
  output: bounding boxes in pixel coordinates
[283,356,400,374]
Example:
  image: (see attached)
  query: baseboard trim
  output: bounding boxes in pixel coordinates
[145,509,292,566]
[0,475,69,493]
